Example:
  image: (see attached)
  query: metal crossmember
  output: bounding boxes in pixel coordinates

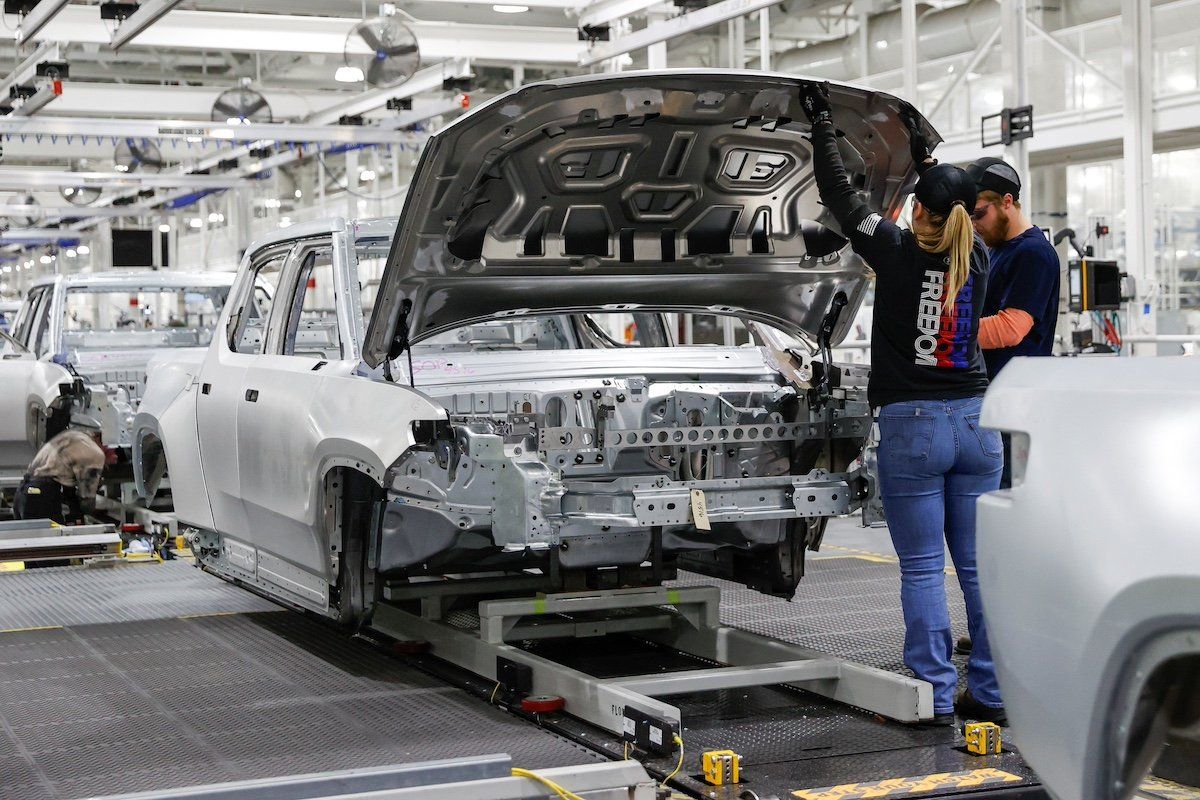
[372,582,933,740]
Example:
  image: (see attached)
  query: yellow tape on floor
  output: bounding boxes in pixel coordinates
[1142,777,1200,800]
[793,768,1022,799]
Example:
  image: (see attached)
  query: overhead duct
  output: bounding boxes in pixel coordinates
[775,0,1124,80]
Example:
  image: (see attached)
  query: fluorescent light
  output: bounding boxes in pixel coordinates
[875,40,888,50]
[115,163,129,173]
[185,135,203,143]
[294,189,302,199]
[39,255,52,264]
[493,4,529,11]
[77,245,89,255]
[158,223,171,232]
[189,217,202,228]
[211,128,235,140]
[207,211,221,223]
[359,168,377,182]
[335,65,365,83]
[279,216,292,228]
[65,249,76,258]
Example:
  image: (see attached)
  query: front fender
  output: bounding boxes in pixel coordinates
[133,357,214,529]
[0,357,70,470]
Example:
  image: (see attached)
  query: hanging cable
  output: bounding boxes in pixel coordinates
[663,734,685,785]
[510,768,586,800]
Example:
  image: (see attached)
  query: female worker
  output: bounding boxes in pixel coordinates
[799,83,1005,726]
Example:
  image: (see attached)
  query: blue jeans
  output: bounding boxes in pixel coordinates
[877,397,1003,714]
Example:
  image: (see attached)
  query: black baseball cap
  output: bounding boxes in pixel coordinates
[914,163,978,217]
[967,156,1021,200]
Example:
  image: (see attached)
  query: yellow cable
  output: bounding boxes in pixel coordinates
[663,734,685,785]
[490,681,501,704]
[511,767,585,800]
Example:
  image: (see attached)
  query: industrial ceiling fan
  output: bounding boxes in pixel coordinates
[211,78,273,125]
[114,138,166,174]
[60,160,102,206]
[343,8,420,88]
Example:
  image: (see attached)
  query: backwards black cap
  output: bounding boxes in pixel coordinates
[914,163,978,217]
[967,156,1021,200]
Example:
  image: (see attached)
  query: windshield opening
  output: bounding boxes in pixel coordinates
[62,285,230,351]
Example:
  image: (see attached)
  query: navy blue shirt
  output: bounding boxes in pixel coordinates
[982,226,1061,377]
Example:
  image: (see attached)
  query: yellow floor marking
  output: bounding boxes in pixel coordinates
[0,561,26,572]
[1142,777,1200,800]
[822,545,957,575]
[0,625,63,634]
[793,768,1021,799]
[176,611,251,620]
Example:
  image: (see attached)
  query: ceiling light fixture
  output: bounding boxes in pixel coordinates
[335,65,365,83]
[158,223,171,233]
[493,4,529,12]
[77,245,89,255]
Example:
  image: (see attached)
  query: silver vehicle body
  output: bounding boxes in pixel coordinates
[978,356,1200,800]
[137,71,936,617]
[0,270,235,475]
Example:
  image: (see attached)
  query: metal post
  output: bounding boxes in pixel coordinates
[1121,0,1156,355]
[345,148,359,221]
[1001,0,1030,182]
[900,0,918,102]
[727,16,745,68]
[857,11,870,79]
[647,7,668,69]
[758,8,770,71]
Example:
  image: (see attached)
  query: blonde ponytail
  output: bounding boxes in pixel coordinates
[914,202,974,314]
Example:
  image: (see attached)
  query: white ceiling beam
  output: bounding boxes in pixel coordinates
[576,0,668,30]
[305,58,471,125]
[0,204,165,219]
[579,0,783,64]
[0,169,252,189]
[14,0,70,46]
[10,81,62,117]
[109,0,185,50]
[0,42,61,100]
[34,6,585,63]
[40,81,352,121]
[0,115,417,145]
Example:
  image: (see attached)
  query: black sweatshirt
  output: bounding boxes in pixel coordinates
[810,119,991,409]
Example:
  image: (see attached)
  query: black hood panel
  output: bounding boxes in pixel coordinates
[363,71,938,366]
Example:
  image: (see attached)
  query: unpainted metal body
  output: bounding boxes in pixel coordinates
[138,72,934,620]
[978,355,1200,800]
[0,270,235,476]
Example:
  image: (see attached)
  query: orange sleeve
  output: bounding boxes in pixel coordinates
[979,308,1035,350]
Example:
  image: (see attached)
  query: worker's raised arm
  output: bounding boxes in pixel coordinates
[800,83,905,267]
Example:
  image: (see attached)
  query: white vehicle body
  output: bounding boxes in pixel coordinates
[137,71,938,620]
[0,299,20,333]
[0,270,235,476]
[978,356,1200,800]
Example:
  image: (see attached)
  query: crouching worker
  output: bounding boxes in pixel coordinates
[799,82,1006,726]
[14,429,106,525]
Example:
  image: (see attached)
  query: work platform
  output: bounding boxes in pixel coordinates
[0,549,1055,800]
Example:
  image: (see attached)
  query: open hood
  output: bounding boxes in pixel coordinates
[363,70,939,367]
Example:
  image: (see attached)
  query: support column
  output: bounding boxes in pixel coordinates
[1001,0,1030,182]
[857,11,870,79]
[647,7,668,69]
[727,16,745,69]
[344,148,359,221]
[1121,0,1156,354]
[758,9,770,71]
[900,0,917,102]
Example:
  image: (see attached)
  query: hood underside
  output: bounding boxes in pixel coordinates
[364,70,939,367]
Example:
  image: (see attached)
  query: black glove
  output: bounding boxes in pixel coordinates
[899,100,935,168]
[800,81,833,125]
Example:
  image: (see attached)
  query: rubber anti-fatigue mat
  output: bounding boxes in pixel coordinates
[0,611,602,800]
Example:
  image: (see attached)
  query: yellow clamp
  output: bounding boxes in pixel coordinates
[701,749,741,786]
[964,722,1003,755]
